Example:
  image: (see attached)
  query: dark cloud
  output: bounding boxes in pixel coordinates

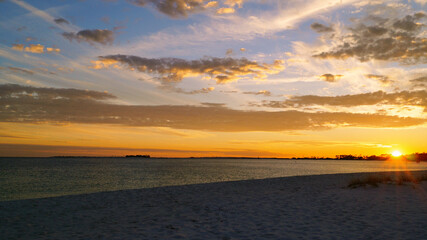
[365,74,392,85]
[54,18,69,25]
[410,75,427,88]
[129,0,212,18]
[259,90,427,112]
[62,29,114,45]
[310,22,333,33]
[0,84,115,101]
[94,55,284,84]
[410,75,427,83]
[313,13,427,65]
[0,84,424,132]
[319,73,342,82]
[16,26,27,32]
[7,67,34,75]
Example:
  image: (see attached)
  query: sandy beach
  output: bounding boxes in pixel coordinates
[1,170,427,239]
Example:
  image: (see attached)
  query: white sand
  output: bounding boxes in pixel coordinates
[1,171,427,239]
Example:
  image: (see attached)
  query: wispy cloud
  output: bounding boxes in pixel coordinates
[112,0,358,55]
[6,67,34,75]
[9,0,79,32]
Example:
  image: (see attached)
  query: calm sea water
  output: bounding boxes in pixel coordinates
[1,157,426,201]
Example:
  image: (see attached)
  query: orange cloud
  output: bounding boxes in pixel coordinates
[216,7,235,14]
[11,44,24,51]
[205,1,218,8]
[11,44,61,54]
[46,47,61,53]
[225,0,243,8]
[24,44,44,53]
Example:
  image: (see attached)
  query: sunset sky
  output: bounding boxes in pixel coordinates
[0,0,426,157]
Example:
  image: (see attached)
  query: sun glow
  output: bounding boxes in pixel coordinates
[391,150,402,157]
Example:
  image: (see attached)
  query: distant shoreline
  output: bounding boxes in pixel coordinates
[0,156,425,162]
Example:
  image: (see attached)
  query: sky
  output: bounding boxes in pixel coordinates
[0,0,426,157]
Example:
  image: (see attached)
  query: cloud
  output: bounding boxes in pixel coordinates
[24,44,44,53]
[310,22,333,33]
[414,0,427,5]
[130,0,213,18]
[259,90,427,112]
[224,0,243,8]
[11,44,24,51]
[54,17,69,25]
[205,1,218,8]
[10,44,60,54]
[0,84,424,132]
[6,67,34,75]
[184,87,215,94]
[410,75,427,84]
[0,84,115,101]
[313,12,427,65]
[12,43,44,53]
[62,29,114,45]
[111,0,359,56]
[410,75,427,88]
[365,74,392,85]
[93,55,284,84]
[319,73,342,82]
[243,90,271,96]
[160,85,215,94]
[216,7,235,14]
[10,0,78,32]
[16,26,27,32]
[46,47,61,53]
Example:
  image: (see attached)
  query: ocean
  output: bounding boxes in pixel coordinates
[1,157,426,201]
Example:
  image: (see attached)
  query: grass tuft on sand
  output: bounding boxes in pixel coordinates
[348,173,427,188]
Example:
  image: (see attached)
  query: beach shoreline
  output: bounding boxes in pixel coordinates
[1,170,427,239]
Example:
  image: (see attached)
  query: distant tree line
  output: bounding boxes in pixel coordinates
[405,153,427,162]
[125,155,150,158]
[335,153,427,162]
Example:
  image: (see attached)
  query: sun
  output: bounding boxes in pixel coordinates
[391,150,402,157]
